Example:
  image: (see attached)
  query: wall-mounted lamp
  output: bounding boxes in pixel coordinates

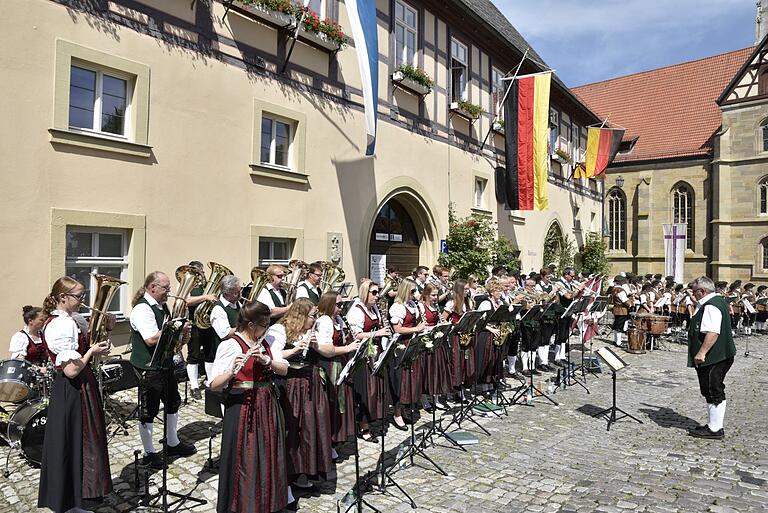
[616,175,625,188]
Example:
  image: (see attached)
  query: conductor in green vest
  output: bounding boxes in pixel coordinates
[129,272,197,469]
[688,276,736,440]
[295,261,323,305]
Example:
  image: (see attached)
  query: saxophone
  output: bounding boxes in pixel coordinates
[493,322,512,347]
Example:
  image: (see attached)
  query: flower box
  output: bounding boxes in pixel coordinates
[450,101,481,121]
[492,121,505,135]
[299,28,341,51]
[237,1,296,28]
[391,70,432,96]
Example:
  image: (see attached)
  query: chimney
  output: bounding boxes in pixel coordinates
[757,0,768,44]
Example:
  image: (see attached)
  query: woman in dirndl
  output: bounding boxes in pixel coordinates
[346,279,391,440]
[210,300,288,513]
[475,280,504,386]
[418,282,453,406]
[38,277,112,513]
[388,279,426,430]
[442,279,476,391]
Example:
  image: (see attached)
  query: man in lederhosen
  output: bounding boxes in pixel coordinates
[130,271,197,469]
[687,276,736,440]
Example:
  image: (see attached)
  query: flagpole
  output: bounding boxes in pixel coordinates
[281,0,311,74]
[478,48,528,152]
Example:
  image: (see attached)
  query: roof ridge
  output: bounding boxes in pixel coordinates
[574,46,752,90]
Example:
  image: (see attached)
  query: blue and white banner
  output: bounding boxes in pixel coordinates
[346,0,378,156]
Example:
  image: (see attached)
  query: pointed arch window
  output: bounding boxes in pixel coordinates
[672,183,694,250]
[607,188,626,251]
[761,120,768,152]
[759,177,768,215]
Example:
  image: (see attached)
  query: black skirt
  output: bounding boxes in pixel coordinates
[38,367,112,512]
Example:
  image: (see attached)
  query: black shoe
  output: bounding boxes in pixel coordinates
[390,417,408,431]
[521,370,532,377]
[190,388,202,400]
[531,368,542,375]
[284,499,299,511]
[142,452,165,470]
[688,425,724,440]
[551,360,565,368]
[166,440,197,456]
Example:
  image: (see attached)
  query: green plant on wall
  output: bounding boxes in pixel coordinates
[579,231,611,277]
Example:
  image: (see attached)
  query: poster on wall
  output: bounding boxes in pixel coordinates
[370,254,386,285]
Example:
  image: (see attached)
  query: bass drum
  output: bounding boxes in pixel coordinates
[7,399,48,467]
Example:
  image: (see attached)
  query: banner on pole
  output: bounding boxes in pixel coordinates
[663,223,686,283]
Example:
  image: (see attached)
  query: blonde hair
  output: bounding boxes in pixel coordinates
[43,276,81,315]
[394,279,417,304]
[420,283,438,306]
[358,279,378,304]
[279,298,314,343]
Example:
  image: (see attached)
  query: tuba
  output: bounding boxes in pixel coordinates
[87,274,127,364]
[319,261,346,293]
[194,261,234,329]
[170,265,206,319]
[245,267,271,303]
[284,259,307,303]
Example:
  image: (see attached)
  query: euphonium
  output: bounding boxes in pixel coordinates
[194,261,234,329]
[319,261,346,293]
[284,259,307,303]
[170,265,206,319]
[246,267,270,302]
[87,274,127,364]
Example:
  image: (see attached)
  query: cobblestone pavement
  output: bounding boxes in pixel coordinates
[2,332,767,513]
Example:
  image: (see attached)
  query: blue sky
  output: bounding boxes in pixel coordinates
[497,0,756,87]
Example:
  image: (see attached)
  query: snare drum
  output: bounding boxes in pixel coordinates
[99,362,124,385]
[101,359,139,393]
[636,314,670,336]
[7,399,47,466]
[0,360,38,403]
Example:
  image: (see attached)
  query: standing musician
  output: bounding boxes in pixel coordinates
[555,267,584,366]
[428,266,452,307]
[38,277,112,513]
[265,299,329,496]
[347,279,391,440]
[9,305,48,366]
[742,283,757,336]
[475,280,503,386]
[726,281,742,332]
[256,264,292,322]
[129,272,196,470]
[638,284,655,313]
[209,301,288,513]
[389,279,426,430]
[295,262,323,305]
[412,266,430,298]
[755,285,768,333]
[314,292,360,448]
[610,276,632,347]
[442,279,475,394]
[202,275,242,385]
[418,282,453,410]
[518,279,542,378]
[184,260,217,400]
[536,271,560,371]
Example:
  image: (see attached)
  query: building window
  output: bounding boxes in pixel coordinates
[559,112,571,155]
[450,39,468,102]
[672,183,694,250]
[260,116,292,168]
[761,121,768,152]
[474,177,487,209]
[69,64,131,138]
[394,0,417,67]
[491,67,504,119]
[760,177,768,215]
[607,189,626,251]
[549,109,558,155]
[65,227,128,313]
[308,0,338,21]
[259,237,294,266]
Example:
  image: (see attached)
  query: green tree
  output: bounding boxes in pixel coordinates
[579,231,611,277]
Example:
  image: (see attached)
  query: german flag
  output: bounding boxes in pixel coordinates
[574,127,625,178]
[503,72,552,211]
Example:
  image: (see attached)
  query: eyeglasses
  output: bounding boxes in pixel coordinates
[310,272,322,278]
[273,274,285,278]
[66,292,86,301]
[370,290,380,295]
[152,283,172,291]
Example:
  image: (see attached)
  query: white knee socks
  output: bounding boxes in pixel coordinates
[186,364,199,389]
[708,401,726,431]
[614,332,622,346]
[507,355,517,373]
[166,413,180,447]
[521,351,531,370]
[139,422,155,455]
[204,362,214,384]
[537,345,549,365]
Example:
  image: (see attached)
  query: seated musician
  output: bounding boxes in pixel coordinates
[9,305,48,367]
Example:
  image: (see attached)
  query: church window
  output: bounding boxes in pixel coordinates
[762,121,768,152]
[759,177,768,215]
[607,188,626,251]
[672,183,694,251]
[763,238,768,270]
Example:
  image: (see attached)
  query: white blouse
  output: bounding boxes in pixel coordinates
[314,315,340,346]
[347,301,377,335]
[9,328,41,359]
[389,302,418,325]
[210,331,273,383]
[43,310,82,366]
[263,324,289,363]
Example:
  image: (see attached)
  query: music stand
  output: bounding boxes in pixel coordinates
[557,297,591,393]
[744,299,763,359]
[481,304,522,416]
[511,306,558,407]
[367,334,416,509]
[578,298,607,378]
[141,318,207,511]
[442,311,490,436]
[392,333,447,477]
[590,347,643,431]
[337,339,381,513]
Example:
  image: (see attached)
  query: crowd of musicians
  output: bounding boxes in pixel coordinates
[7,262,767,513]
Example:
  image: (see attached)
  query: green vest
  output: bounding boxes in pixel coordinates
[268,287,284,307]
[214,300,239,342]
[687,295,736,367]
[299,283,320,305]
[539,282,553,293]
[130,298,170,370]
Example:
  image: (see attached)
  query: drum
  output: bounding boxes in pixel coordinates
[636,314,670,336]
[0,360,38,403]
[676,305,688,315]
[731,303,743,316]
[99,362,124,385]
[757,302,768,313]
[102,359,139,393]
[7,399,48,466]
[627,328,646,354]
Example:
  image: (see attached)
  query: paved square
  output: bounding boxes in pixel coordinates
[2,335,766,512]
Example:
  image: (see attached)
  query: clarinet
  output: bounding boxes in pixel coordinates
[232,336,266,374]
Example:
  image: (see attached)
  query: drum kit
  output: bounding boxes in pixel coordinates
[626,313,671,354]
[0,357,139,474]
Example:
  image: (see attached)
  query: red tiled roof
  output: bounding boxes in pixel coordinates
[573,47,752,163]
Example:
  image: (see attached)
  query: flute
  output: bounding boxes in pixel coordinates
[232,336,266,374]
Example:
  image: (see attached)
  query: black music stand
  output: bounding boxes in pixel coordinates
[141,318,206,511]
[392,333,447,476]
[556,297,591,393]
[367,336,416,509]
[480,304,522,416]
[337,339,381,513]
[442,310,491,436]
[511,305,558,407]
[579,297,608,378]
[591,347,642,431]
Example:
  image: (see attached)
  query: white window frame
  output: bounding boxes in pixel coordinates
[759,178,768,215]
[450,38,468,102]
[65,227,129,315]
[474,177,487,209]
[762,238,768,270]
[259,237,295,266]
[394,0,418,68]
[68,62,133,141]
[607,189,626,251]
[491,67,504,119]
[260,115,293,169]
